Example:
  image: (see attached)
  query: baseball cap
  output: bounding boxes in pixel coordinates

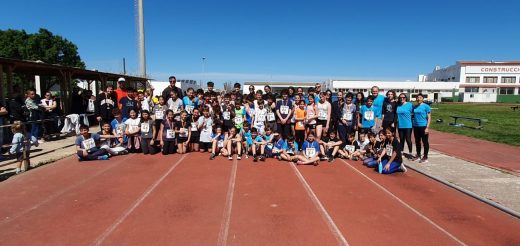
[118,77,126,83]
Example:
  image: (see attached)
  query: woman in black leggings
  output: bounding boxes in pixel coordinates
[396,93,413,157]
[412,94,431,163]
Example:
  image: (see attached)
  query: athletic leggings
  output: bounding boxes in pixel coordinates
[380,159,402,174]
[77,148,108,161]
[295,130,305,151]
[413,126,429,159]
[398,128,413,153]
[162,140,176,155]
[141,137,155,155]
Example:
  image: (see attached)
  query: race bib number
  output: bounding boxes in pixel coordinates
[82,138,95,151]
[166,129,175,139]
[280,105,289,115]
[257,114,266,122]
[297,121,304,128]
[287,150,295,155]
[307,111,315,120]
[305,147,316,157]
[343,112,353,121]
[386,145,393,156]
[87,101,95,112]
[272,147,280,153]
[234,117,243,124]
[266,143,274,149]
[129,125,139,133]
[141,123,150,133]
[191,122,198,131]
[223,111,231,120]
[155,110,164,119]
[267,112,275,122]
[169,104,179,113]
[217,140,224,148]
[185,105,194,114]
[180,128,188,138]
[364,111,374,121]
[344,145,355,153]
[116,124,125,136]
[318,110,327,119]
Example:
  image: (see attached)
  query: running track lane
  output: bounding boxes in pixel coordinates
[339,160,520,245]
[297,159,519,245]
[226,158,340,246]
[0,154,184,245]
[98,153,233,245]
[296,161,459,245]
[429,130,520,173]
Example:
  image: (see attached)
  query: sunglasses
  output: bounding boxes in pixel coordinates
[399,97,406,99]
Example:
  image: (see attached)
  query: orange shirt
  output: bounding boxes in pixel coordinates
[295,108,306,130]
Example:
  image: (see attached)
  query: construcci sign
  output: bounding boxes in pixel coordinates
[465,66,520,74]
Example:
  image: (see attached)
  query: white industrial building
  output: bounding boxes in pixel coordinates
[243,82,318,95]
[421,61,520,103]
[330,80,459,102]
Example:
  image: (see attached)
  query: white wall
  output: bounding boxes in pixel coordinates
[462,93,497,103]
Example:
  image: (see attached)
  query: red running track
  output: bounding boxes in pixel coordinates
[429,130,520,173]
[0,153,518,245]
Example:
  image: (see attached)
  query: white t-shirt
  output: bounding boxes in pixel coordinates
[254,108,267,127]
[317,101,330,120]
[167,98,183,114]
[124,118,141,134]
[198,116,214,143]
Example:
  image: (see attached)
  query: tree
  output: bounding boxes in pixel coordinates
[0,28,85,68]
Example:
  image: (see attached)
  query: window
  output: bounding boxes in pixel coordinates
[499,87,515,95]
[466,77,480,83]
[483,76,498,83]
[501,77,516,83]
[464,87,479,93]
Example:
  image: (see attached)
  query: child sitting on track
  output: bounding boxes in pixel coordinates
[75,125,109,161]
[252,128,266,162]
[377,127,407,174]
[363,131,384,167]
[99,121,127,156]
[240,122,252,158]
[210,126,227,160]
[296,132,321,166]
[319,130,342,162]
[271,133,286,160]
[226,126,242,160]
[280,136,299,163]
[262,127,276,158]
[338,132,359,160]
[110,108,127,148]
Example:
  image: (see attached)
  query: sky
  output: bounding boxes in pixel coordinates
[1,0,520,88]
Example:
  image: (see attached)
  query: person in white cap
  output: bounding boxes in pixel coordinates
[114,77,127,108]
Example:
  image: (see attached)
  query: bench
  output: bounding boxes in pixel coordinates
[449,115,487,129]
[511,106,519,111]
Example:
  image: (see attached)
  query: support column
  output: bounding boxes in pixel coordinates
[7,65,14,96]
[0,65,4,106]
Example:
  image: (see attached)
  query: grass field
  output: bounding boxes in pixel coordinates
[430,103,520,147]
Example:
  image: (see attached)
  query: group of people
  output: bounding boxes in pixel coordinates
[73,77,432,176]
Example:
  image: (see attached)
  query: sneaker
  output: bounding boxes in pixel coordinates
[328,157,333,163]
[209,153,216,160]
[419,158,428,163]
[228,156,233,160]
[245,155,249,159]
[15,167,21,174]
[237,155,242,160]
[313,161,319,166]
[352,156,358,161]
[98,155,109,160]
[410,155,421,162]
[253,156,258,162]
[378,162,383,174]
[260,156,266,162]
[400,163,408,173]
[320,156,328,161]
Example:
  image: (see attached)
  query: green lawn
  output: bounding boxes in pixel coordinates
[429,103,520,147]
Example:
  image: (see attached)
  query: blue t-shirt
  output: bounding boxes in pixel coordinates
[372,94,386,119]
[119,97,137,119]
[302,140,320,151]
[413,103,431,127]
[274,138,287,150]
[284,141,299,153]
[254,135,264,143]
[182,96,198,114]
[359,105,377,128]
[241,129,253,145]
[396,102,413,129]
[75,133,101,152]
[111,118,128,144]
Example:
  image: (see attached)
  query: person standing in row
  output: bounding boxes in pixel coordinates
[412,94,431,163]
[95,85,117,128]
[396,93,413,158]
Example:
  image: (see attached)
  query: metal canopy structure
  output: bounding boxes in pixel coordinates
[0,57,148,114]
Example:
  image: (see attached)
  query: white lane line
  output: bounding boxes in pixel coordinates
[218,158,238,246]
[93,154,188,246]
[339,159,467,246]
[289,164,349,246]
[0,155,130,226]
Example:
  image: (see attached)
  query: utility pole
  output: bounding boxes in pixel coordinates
[137,0,146,77]
[201,57,206,89]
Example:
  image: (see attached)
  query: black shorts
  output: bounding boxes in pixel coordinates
[177,137,189,143]
[190,133,200,143]
[316,119,327,127]
[306,123,316,130]
[199,142,212,150]
[16,152,24,161]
